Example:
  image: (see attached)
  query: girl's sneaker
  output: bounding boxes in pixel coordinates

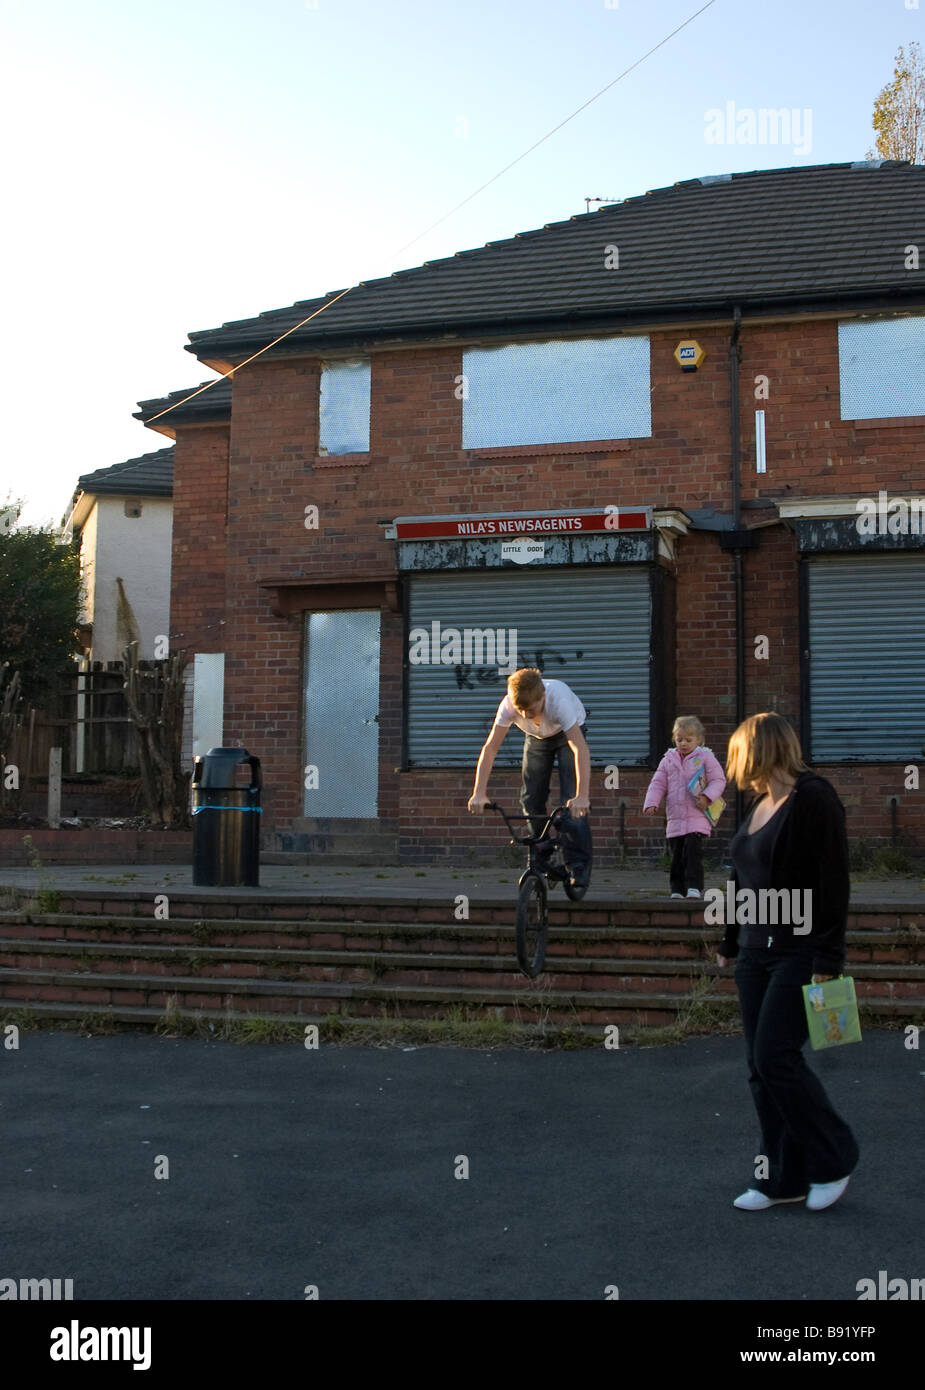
[670,892,684,899]
[686,888,702,899]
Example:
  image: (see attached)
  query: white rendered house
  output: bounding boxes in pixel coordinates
[62,448,174,663]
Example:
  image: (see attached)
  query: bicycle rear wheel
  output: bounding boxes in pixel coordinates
[515,872,548,978]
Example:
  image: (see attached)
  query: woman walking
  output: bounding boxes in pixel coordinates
[716,712,859,1212]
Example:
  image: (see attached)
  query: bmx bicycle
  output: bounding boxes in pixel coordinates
[488,802,592,978]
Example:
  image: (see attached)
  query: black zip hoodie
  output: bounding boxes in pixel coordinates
[719,771,850,976]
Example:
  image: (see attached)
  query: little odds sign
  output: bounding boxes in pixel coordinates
[501,538,544,564]
[393,507,651,541]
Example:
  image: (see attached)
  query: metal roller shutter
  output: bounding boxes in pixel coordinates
[406,567,651,766]
[808,555,925,760]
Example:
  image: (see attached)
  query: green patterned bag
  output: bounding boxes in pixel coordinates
[802,976,862,1050]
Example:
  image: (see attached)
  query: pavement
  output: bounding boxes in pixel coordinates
[0,860,922,904]
[0,1028,922,1304]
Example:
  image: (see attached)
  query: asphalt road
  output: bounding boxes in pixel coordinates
[1,1027,921,1302]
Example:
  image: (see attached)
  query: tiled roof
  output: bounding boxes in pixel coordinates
[134,379,232,434]
[76,447,174,498]
[185,162,925,362]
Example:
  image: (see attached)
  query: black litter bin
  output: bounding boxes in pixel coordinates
[191,747,261,887]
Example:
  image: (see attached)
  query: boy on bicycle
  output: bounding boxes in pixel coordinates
[467,667,592,888]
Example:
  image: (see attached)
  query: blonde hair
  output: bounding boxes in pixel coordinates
[673,715,704,743]
[507,668,545,709]
[726,712,809,789]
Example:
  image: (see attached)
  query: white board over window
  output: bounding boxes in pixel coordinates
[319,359,371,455]
[839,317,925,420]
[462,336,651,449]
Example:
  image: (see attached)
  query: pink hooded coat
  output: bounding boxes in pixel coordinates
[643,745,727,838]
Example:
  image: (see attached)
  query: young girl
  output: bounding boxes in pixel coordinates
[643,716,726,898]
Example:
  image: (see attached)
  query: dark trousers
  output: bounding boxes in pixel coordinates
[668,832,704,893]
[734,946,860,1197]
[521,729,591,871]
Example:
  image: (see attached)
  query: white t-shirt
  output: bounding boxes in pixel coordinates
[494,679,586,739]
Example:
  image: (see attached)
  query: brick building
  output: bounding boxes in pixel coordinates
[136,161,925,864]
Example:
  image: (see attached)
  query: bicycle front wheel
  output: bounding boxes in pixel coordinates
[515,872,548,978]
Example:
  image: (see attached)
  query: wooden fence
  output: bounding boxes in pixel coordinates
[2,661,158,781]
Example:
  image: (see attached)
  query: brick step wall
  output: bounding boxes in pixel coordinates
[0,831,191,865]
[0,966,919,1029]
[2,888,921,934]
[0,999,647,1039]
[268,819,399,865]
[0,906,923,1031]
[0,968,689,1026]
[2,938,924,999]
[1,913,922,963]
[265,843,400,867]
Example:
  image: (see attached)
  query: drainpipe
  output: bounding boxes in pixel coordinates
[730,305,745,727]
[725,305,748,831]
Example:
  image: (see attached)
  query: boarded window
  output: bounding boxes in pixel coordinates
[462,337,651,449]
[318,359,371,455]
[839,317,925,420]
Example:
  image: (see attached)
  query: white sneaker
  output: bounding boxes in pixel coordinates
[806,1176,851,1211]
[670,892,684,899]
[734,1188,806,1211]
[686,889,702,899]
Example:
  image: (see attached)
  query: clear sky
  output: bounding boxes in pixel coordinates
[0,0,918,528]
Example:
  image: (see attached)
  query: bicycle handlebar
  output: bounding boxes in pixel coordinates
[487,801,569,844]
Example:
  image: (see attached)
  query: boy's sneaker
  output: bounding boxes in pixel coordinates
[670,892,684,899]
[686,889,702,899]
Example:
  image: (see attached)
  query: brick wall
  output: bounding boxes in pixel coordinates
[169,423,230,654]
[163,319,925,860]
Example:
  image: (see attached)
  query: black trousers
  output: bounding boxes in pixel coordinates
[520,729,591,872]
[668,832,704,893]
[734,946,860,1197]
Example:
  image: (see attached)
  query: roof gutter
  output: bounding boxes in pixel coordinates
[183,286,925,366]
